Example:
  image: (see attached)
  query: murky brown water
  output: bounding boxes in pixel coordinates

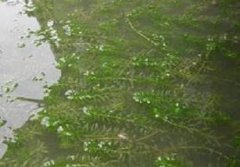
[0,0,60,157]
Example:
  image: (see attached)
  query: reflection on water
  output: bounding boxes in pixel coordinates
[0,0,60,157]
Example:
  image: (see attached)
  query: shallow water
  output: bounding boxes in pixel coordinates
[0,0,239,166]
[0,0,60,157]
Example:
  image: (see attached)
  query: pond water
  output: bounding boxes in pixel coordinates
[0,0,239,166]
[0,0,60,157]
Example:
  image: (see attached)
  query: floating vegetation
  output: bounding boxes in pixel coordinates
[1,80,18,94]
[0,119,6,127]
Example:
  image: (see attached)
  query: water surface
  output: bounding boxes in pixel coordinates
[0,0,60,157]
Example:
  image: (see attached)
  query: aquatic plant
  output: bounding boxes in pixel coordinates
[1,0,240,166]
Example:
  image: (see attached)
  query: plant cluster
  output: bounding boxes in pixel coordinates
[1,0,240,166]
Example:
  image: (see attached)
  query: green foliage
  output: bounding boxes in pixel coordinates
[2,0,240,166]
[155,154,186,167]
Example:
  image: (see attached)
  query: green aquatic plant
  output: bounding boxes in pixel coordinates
[1,0,240,166]
[0,119,6,127]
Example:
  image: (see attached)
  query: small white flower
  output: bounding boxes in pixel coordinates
[98,142,103,148]
[98,45,104,51]
[67,155,75,161]
[57,126,64,133]
[67,95,74,100]
[83,70,90,76]
[65,90,72,95]
[64,132,72,136]
[43,160,55,167]
[82,106,91,116]
[41,117,50,127]
[166,73,170,77]
[47,20,54,27]
[65,90,74,96]
[82,106,87,112]
[59,57,66,63]
[63,25,72,36]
